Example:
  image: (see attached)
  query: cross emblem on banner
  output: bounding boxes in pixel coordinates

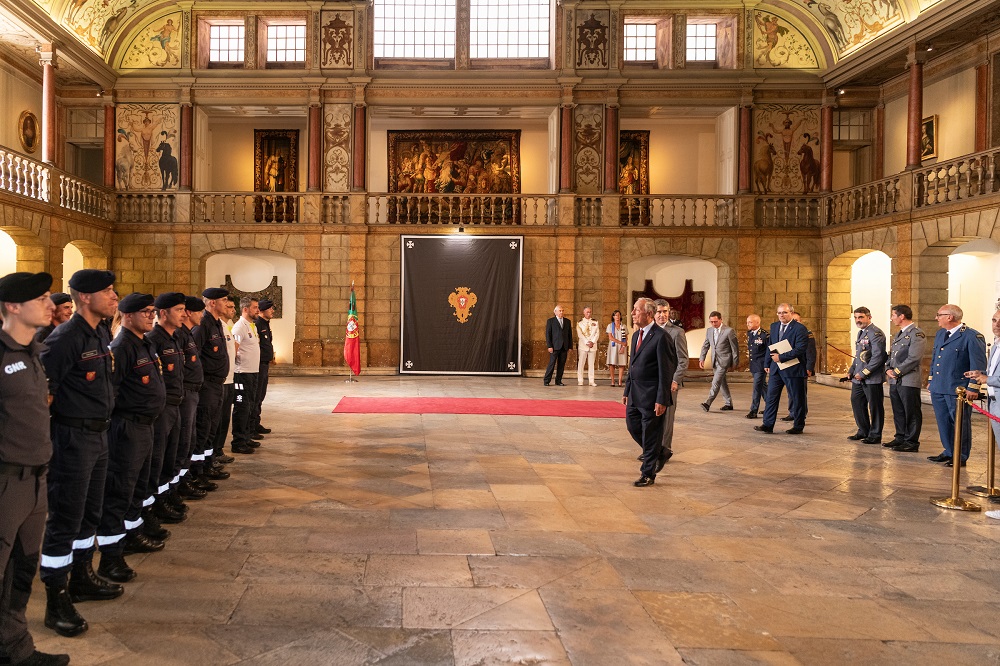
[406,240,414,249]
[405,360,413,368]
[509,241,518,249]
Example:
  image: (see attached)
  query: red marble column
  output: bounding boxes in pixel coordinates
[180,104,193,191]
[976,62,989,152]
[603,105,618,193]
[737,105,751,194]
[820,104,833,193]
[40,51,57,165]
[905,50,926,170]
[559,105,573,193]
[104,105,115,188]
[308,105,322,191]
[874,104,885,180]
[351,105,366,191]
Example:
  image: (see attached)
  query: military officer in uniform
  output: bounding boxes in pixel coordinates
[252,298,275,435]
[847,307,887,444]
[95,293,167,585]
[927,304,986,466]
[576,307,600,386]
[175,296,207,501]
[33,292,72,344]
[885,305,925,453]
[745,314,769,419]
[654,300,688,462]
[40,269,120,638]
[0,272,71,666]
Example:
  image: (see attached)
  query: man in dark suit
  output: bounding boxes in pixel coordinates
[622,298,677,487]
[755,303,808,434]
[782,312,816,422]
[543,305,573,386]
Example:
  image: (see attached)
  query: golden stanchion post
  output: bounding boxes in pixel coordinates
[967,407,999,498]
[931,387,982,511]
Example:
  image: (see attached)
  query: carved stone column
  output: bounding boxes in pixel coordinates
[39,44,57,165]
[976,61,989,152]
[905,47,927,170]
[180,102,193,191]
[820,103,833,193]
[737,105,751,194]
[351,104,366,191]
[559,105,573,193]
[603,105,618,193]
[104,103,115,188]
[308,103,322,191]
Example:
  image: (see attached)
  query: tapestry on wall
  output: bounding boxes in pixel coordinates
[400,235,522,375]
[387,130,520,223]
[119,12,182,68]
[752,105,821,195]
[631,279,705,331]
[221,275,283,318]
[619,130,650,224]
[254,129,299,222]
[115,104,179,191]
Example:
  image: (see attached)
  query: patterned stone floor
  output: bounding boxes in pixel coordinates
[28,376,1000,665]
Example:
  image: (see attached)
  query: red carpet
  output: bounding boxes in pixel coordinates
[333,396,626,418]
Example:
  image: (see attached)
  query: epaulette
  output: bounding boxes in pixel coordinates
[977,332,985,341]
[915,330,925,338]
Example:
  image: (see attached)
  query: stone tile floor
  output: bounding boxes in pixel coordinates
[28,377,1000,665]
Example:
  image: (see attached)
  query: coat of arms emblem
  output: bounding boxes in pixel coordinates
[448,287,478,323]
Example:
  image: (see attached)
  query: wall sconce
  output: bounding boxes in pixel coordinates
[96,88,105,97]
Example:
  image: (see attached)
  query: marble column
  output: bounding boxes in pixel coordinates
[905,48,927,170]
[39,45,57,165]
[180,103,193,191]
[352,105,366,191]
[820,104,833,193]
[104,104,115,188]
[308,104,322,191]
[737,105,751,194]
[603,105,618,193]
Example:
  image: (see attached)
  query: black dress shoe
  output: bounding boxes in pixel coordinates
[556,382,566,386]
[935,456,953,465]
[250,433,264,441]
[633,476,655,487]
[44,585,87,637]
[892,443,920,452]
[700,403,710,412]
[97,554,136,583]
[247,439,261,448]
[655,450,672,473]
[862,438,881,444]
[122,532,165,555]
[945,459,966,467]
[11,649,71,665]
[988,495,1000,504]
[206,466,231,480]
[847,434,865,441]
[780,415,794,422]
[720,405,733,411]
[257,426,272,434]
[928,453,950,462]
[884,440,905,448]
[745,411,758,419]
[544,383,550,386]
[215,453,235,464]
[232,443,255,454]
[754,425,773,433]
[785,428,804,434]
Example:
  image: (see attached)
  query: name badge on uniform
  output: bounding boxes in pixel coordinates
[81,350,98,360]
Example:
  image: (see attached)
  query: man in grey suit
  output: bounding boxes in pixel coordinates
[885,304,925,453]
[965,309,1000,517]
[699,311,739,412]
[654,300,688,462]
[847,306,887,444]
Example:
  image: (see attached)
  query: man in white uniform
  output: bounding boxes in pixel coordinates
[577,307,600,386]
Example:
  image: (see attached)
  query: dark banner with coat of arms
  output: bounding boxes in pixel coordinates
[400,235,523,375]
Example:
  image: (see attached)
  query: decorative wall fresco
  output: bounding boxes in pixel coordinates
[573,105,603,194]
[320,10,354,69]
[576,11,609,69]
[753,105,821,195]
[115,104,180,191]
[59,0,142,55]
[752,11,818,68]
[120,12,182,69]
[324,104,352,192]
[807,1,903,55]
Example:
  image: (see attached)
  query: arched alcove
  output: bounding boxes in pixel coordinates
[62,240,110,291]
[948,238,1000,337]
[826,249,891,374]
[204,250,297,364]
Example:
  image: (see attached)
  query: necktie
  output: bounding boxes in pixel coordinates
[636,328,644,352]
[857,330,863,343]
[779,324,786,340]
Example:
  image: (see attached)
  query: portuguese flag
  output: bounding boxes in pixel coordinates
[344,283,361,376]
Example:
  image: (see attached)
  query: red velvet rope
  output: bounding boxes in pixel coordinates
[966,399,1000,424]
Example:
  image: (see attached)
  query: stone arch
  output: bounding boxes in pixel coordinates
[0,225,46,274]
[62,240,110,291]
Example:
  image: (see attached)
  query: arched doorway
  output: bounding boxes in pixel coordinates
[0,226,45,274]
[204,250,297,364]
[948,238,1000,336]
[826,249,892,374]
[0,230,17,275]
[62,240,110,290]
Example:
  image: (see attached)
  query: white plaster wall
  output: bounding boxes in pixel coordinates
[628,255,718,356]
[620,117,719,194]
[0,231,17,275]
[850,251,892,333]
[832,150,854,190]
[62,244,85,292]
[194,107,211,191]
[367,116,552,193]
[949,239,1000,339]
[206,117,308,192]
[205,250,296,364]
[884,66,977,175]
[0,63,42,155]
[715,107,737,195]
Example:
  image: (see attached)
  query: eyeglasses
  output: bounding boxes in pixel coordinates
[776,310,790,315]
[137,309,157,317]
[935,313,950,318]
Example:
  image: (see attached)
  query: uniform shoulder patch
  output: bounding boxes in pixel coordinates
[915,330,926,338]
[807,332,814,338]
[977,333,986,341]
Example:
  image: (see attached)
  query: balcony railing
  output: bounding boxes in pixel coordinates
[194,192,308,224]
[756,196,822,228]
[914,147,1000,209]
[367,193,555,225]
[118,193,175,224]
[619,196,736,228]
[826,175,903,226]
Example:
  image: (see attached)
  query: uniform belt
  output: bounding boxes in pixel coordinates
[166,396,184,406]
[52,415,111,432]
[114,412,157,426]
[0,461,47,477]
[204,375,226,384]
[184,382,203,391]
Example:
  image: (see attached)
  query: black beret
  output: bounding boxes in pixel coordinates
[202,287,229,299]
[0,272,52,303]
[184,296,205,312]
[68,269,114,293]
[154,292,186,309]
[119,292,154,314]
[50,292,72,306]
[258,299,274,311]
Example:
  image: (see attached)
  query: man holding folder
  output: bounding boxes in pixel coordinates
[755,303,809,434]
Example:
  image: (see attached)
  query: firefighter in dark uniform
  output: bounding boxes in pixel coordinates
[95,293,167,585]
[193,288,231,486]
[33,292,72,345]
[252,298,275,436]
[39,269,120,638]
[142,293,188,537]
[0,272,71,666]
[175,297,207,502]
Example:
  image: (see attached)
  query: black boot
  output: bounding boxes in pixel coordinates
[178,479,207,499]
[121,531,165,555]
[11,649,71,665]
[193,475,218,492]
[143,506,173,538]
[152,499,185,525]
[44,584,87,637]
[206,464,230,480]
[97,553,136,583]
[166,488,189,513]
[68,558,123,602]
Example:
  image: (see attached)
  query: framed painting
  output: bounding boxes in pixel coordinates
[387,130,521,224]
[619,130,650,225]
[18,110,38,154]
[921,115,938,161]
[254,130,299,222]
